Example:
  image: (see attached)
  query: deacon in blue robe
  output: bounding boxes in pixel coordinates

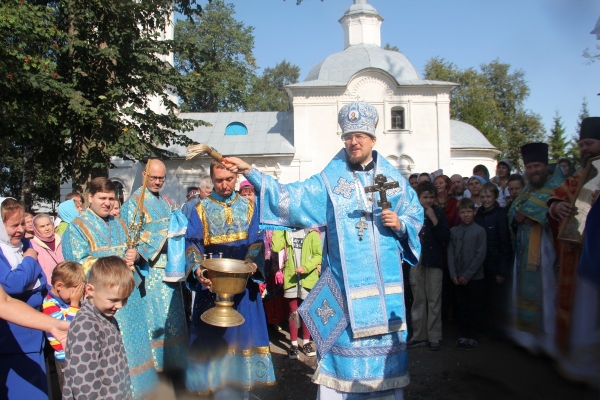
[62,178,158,400]
[185,164,276,396]
[228,101,424,399]
[121,159,188,374]
[506,143,565,358]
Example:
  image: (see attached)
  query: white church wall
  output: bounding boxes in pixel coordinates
[450,149,501,178]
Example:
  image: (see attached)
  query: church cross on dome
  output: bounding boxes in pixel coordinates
[354,0,368,4]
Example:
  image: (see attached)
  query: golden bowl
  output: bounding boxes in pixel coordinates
[199,258,254,327]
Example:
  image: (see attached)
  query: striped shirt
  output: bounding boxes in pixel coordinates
[42,290,80,360]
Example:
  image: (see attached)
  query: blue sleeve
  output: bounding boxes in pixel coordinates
[0,252,43,295]
[245,168,328,228]
[246,206,265,283]
[185,205,206,292]
[392,180,424,267]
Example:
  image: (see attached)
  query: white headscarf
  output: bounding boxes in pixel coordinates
[0,197,25,269]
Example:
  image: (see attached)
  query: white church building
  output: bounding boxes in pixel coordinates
[103,0,499,205]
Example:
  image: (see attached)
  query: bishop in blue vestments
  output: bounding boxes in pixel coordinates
[121,159,188,374]
[225,101,424,400]
[62,178,158,400]
[185,162,276,397]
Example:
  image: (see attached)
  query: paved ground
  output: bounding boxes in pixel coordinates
[51,322,598,400]
[158,322,597,400]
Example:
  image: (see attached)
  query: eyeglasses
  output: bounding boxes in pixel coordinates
[342,133,370,143]
[148,176,166,182]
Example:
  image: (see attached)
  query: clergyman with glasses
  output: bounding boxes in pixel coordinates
[223,101,424,400]
[121,159,189,379]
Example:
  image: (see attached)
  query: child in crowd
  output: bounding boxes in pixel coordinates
[42,261,85,391]
[505,174,525,209]
[407,182,451,351]
[272,228,322,359]
[408,173,419,190]
[62,256,135,400]
[448,198,487,350]
[475,183,512,337]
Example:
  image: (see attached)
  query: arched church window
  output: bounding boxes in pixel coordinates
[225,122,248,136]
[391,107,405,130]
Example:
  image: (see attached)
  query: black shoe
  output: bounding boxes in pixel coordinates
[456,338,468,350]
[465,339,478,351]
[407,340,427,348]
[429,341,441,351]
[303,343,316,357]
[288,345,299,360]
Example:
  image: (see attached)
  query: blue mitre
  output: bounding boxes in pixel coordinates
[338,101,379,137]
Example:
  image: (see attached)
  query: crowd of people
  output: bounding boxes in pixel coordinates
[0,103,598,400]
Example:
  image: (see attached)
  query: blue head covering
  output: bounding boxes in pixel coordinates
[57,199,79,223]
[469,175,487,186]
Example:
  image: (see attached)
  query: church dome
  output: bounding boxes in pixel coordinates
[303,44,421,85]
[342,0,380,18]
[450,120,497,150]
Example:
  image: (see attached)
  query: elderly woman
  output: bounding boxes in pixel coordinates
[0,198,48,399]
[55,199,80,235]
[31,214,64,282]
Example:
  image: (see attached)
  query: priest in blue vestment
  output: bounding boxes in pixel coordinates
[62,177,158,400]
[225,101,424,400]
[506,143,565,358]
[185,162,276,398]
[121,159,188,374]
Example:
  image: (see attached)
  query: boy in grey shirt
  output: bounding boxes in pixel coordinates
[62,257,135,400]
[448,198,487,350]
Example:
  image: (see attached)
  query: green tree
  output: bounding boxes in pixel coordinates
[0,1,72,208]
[548,111,567,162]
[174,0,256,112]
[1,0,205,204]
[566,98,590,167]
[424,57,545,170]
[247,60,300,111]
[384,43,400,52]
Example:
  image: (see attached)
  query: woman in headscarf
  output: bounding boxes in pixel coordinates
[30,214,64,282]
[54,199,79,235]
[0,198,48,399]
[23,213,35,239]
[468,175,487,208]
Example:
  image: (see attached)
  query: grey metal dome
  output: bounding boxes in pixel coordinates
[342,0,380,18]
[303,44,421,85]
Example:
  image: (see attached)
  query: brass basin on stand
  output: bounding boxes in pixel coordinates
[199,258,254,327]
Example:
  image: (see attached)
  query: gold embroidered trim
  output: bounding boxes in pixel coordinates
[195,202,210,245]
[206,232,249,245]
[247,199,255,224]
[72,219,97,252]
[129,360,155,376]
[228,346,271,357]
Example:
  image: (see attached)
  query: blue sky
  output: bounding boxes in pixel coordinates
[193,0,599,142]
